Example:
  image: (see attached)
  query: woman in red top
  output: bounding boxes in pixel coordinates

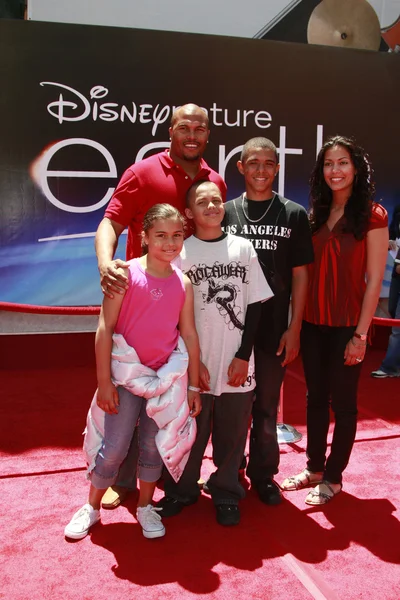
[281,136,388,504]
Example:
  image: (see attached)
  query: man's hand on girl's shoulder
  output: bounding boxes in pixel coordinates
[99,259,129,298]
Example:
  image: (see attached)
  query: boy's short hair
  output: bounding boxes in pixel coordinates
[240,137,278,163]
[185,179,220,207]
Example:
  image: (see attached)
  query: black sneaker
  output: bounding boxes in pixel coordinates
[155,495,196,517]
[216,504,240,526]
[253,478,282,506]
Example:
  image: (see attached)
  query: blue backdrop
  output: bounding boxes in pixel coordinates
[1,19,399,306]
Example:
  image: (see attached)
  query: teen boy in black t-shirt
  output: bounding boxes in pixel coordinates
[223,137,314,505]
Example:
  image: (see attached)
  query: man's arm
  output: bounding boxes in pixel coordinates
[95,217,129,298]
[276,264,308,366]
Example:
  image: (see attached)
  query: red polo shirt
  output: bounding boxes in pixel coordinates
[303,203,388,327]
[104,150,227,259]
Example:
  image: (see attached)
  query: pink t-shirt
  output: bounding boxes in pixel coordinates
[115,259,186,370]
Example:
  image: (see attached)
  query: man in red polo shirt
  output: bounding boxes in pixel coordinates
[94,103,226,508]
[95,103,226,297]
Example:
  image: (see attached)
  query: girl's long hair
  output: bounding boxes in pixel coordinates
[309,135,374,240]
[141,203,186,255]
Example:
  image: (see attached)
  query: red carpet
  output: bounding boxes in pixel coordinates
[1,334,399,599]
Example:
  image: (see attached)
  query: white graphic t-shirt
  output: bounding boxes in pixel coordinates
[180,233,273,396]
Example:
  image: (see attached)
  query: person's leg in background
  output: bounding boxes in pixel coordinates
[207,390,253,525]
[388,276,400,319]
[246,348,285,505]
[156,394,213,516]
[380,279,400,377]
[371,277,400,378]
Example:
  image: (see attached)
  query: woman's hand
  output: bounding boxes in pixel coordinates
[344,337,366,366]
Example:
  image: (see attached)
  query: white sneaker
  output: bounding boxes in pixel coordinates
[64,503,100,540]
[136,504,166,539]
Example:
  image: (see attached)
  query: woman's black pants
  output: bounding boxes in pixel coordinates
[301,320,362,484]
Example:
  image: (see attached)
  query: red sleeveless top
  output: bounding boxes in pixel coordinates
[303,203,388,327]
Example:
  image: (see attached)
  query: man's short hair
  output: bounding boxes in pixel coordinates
[240,137,278,163]
[170,104,209,128]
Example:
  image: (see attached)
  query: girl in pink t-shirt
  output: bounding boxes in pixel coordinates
[65,204,200,541]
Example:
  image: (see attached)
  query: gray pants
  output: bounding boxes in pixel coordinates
[164,391,254,505]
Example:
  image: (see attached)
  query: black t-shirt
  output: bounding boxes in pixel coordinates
[223,194,314,353]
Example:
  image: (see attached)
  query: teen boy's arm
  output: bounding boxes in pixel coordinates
[276,204,313,366]
[179,276,202,417]
[276,264,308,367]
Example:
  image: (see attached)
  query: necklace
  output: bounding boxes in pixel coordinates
[241,193,276,223]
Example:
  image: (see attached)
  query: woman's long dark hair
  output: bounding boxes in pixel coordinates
[309,135,374,240]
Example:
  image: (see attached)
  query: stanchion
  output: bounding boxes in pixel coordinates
[276,382,302,444]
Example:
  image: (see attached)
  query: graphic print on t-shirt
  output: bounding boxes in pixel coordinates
[180,233,273,396]
[185,260,249,331]
[223,196,315,354]
[150,288,163,300]
[224,222,292,250]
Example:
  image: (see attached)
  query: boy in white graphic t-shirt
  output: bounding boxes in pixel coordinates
[156,180,273,525]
